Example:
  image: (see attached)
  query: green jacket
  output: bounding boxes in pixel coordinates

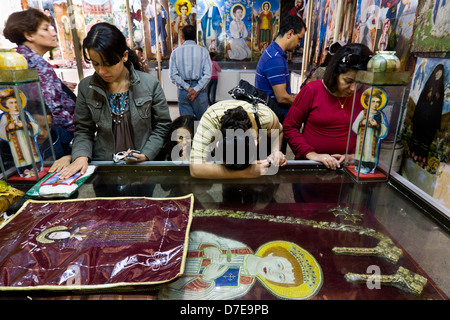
[72,66,171,161]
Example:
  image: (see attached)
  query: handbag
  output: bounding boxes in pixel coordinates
[228,80,286,123]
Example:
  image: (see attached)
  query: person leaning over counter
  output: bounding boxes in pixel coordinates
[58,23,171,180]
[3,8,77,133]
[189,100,286,179]
[283,43,373,170]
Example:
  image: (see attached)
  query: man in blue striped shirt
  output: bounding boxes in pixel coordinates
[255,15,306,116]
[169,25,212,119]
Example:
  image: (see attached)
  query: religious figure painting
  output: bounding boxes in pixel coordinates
[53,0,88,62]
[402,58,449,174]
[112,0,145,49]
[354,0,380,51]
[411,0,450,52]
[336,0,357,43]
[350,0,417,70]
[279,0,308,60]
[376,0,418,69]
[198,0,225,57]
[377,17,390,51]
[159,231,323,300]
[352,87,389,174]
[309,0,324,65]
[225,1,252,61]
[81,0,114,33]
[322,0,337,53]
[0,88,43,177]
[288,0,306,18]
[314,0,331,64]
[252,0,279,60]
[145,0,170,57]
[169,0,197,49]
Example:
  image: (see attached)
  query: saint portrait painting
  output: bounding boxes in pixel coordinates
[352,87,389,174]
[0,88,43,177]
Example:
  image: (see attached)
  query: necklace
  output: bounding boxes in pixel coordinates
[322,80,349,109]
[337,96,349,109]
[322,79,349,109]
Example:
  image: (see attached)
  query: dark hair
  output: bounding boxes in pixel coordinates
[26,100,52,117]
[182,25,196,41]
[219,106,256,170]
[363,90,383,107]
[320,41,346,67]
[322,43,373,93]
[82,22,142,71]
[220,106,252,133]
[233,4,244,14]
[178,2,188,10]
[209,51,216,59]
[277,15,306,38]
[218,134,256,170]
[160,115,197,161]
[171,114,197,136]
[320,50,333,68]
[0,89,16,108]
[3,8,51,45]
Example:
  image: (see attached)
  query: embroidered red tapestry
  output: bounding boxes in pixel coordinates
[0,195,193,291]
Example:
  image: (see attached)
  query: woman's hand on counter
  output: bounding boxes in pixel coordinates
[48,155,72,173]
[57,156,88,180]
[306,151,344,170]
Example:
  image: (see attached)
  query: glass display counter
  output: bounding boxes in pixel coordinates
[1,162,449,301]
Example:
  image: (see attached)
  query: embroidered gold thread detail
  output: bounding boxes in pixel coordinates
[344,267,427,296]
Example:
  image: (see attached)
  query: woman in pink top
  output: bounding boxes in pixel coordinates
[283,43,373,170]
[207,52,221,105]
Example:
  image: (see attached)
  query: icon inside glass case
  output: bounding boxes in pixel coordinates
[344,69,409,183]
[0,88,43,177]
[352,87,389,175]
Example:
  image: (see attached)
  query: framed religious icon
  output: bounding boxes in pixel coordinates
[225,2,252,61]
[0,88,44,178]
[170,0,197,49]
[411,0,450,53]
[198,0,225,58]
[252,0,279,61]
[352,87,389,175]
[344,70,409,182]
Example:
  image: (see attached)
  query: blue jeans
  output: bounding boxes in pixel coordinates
[178,88,209,120]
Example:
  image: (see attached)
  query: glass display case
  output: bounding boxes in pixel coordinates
[0,69,55,182]
[344,70,410,183]
[1,162,448,300]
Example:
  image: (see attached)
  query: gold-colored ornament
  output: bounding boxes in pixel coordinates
[344,266,428,296]
[328,205,364,223]
[0,181,24,221]
[193,209,391,243]
[332,239,402,264]
[193,209,429,296]
[255,241,323,299]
